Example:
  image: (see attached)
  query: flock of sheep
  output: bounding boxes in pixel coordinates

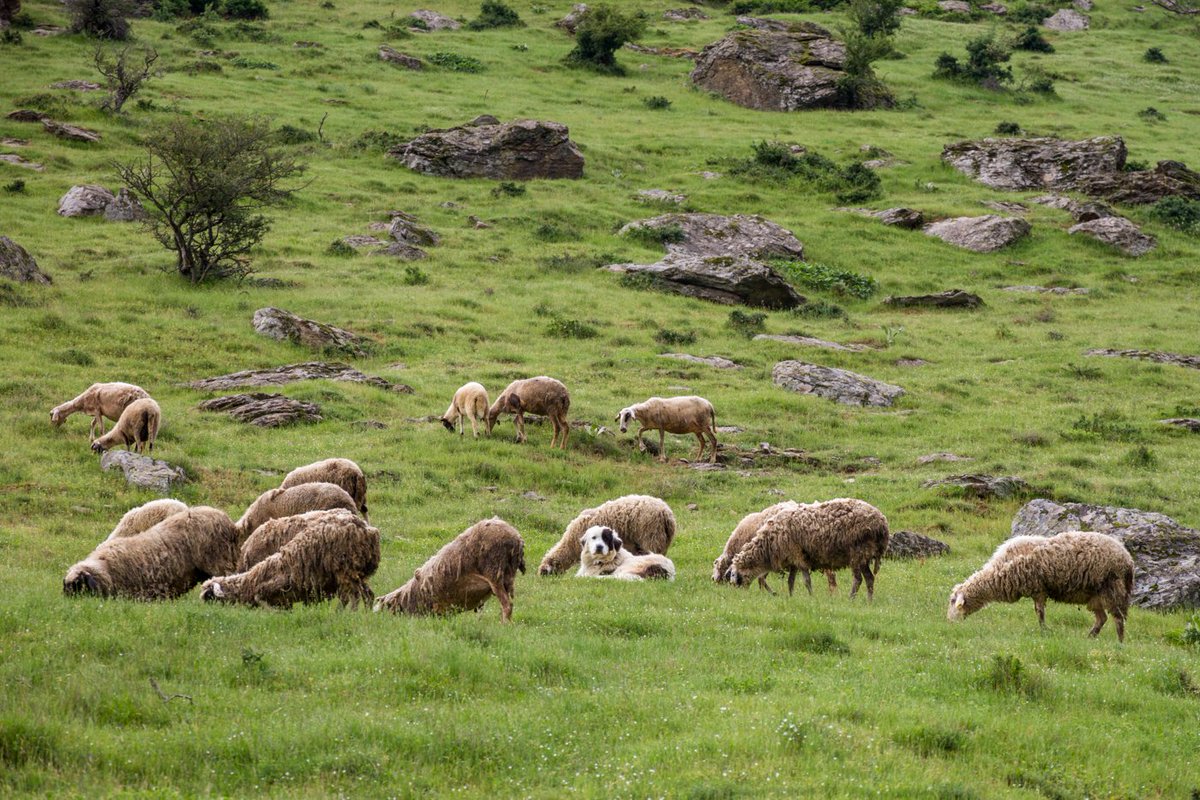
[54,380,1136,640]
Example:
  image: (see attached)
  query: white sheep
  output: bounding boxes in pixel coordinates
[51,382,150,440]
[441,382,490,438]
[617,396,718,463]
[90,397,161,454]
[106,499,189,541]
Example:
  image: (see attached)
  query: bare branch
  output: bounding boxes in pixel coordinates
[149,677,193,704]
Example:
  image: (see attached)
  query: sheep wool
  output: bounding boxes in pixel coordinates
[235,481,359,541]
[50,382,150,440]
[441,382,490,438]
[617,395,718,463]
[486,376,571,449]
[90,397,160,454]
[539,494,677,575]
[106,499,189,541]
[279,458,369,519]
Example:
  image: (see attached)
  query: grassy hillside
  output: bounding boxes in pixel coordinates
[2,0,1199,795]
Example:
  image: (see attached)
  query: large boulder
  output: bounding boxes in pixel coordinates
[197,392,323,427]
[884,290,984,309]
[607,255,804,308]
[886,530,950,559]
[1042,8,1088,29]
[103,188,146,222]
[942,136,1126,192]
[58,185,115,217]
[187,361,411,393]
[100,450,186,494]
[391,119,584,180]
[772,360,905,407]
[555,3,587,33]
[379,45,423,69]
[923,215,1030,252]
[621,213,805,261]
[1069,216,1157,256]
[1074,160,1200,205]
[252,307,369,355]
[0,236,51,284]
[1011,498,1200,610]
[690,25,848,111]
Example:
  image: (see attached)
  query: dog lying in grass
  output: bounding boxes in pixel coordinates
[576,525,675,581]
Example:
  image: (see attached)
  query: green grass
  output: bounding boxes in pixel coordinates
[3,0,1200,795]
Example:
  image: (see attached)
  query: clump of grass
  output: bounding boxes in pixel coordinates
[895,725,968,757]
[545,316,598,339]
[981,654,1046,699]
[1064,363,1102,380]
[773,260,878,299]
[491,181,526,197]
[3,179,26,194]
[1143,46,1167,63]
[728,141,882,203]
[643,95,671,110]
[0,717,61,767]
[465,0,524,30]
[1165,614,1200,648]
[231,56,279,69]
[533,223,579,242]
[402,265,429,286]
[793,299,847,320]
[727,310,767,338]
[994,120,1021,134]
[1138,107,1167,123]
[1122,445,1157,469]
[776,714,808,749]
[326,240,354,256]
[784,631,851,655]
[52,348,95,367]
[1152,667,1200,697]
[427,52,485,72]
[624,222,685,247]
[352,130,404,151]
[654,328,696,346]
[274,124,316,144]
[1148,197,1200,234]
[1013,430,1048,447]
[1,28,22,45]
[618,271,663,291]
[538,252,610,272]
[1067,411,1140,442]
[1011,26,1053,53]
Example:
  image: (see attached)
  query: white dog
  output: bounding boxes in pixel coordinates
[576,525,675,581]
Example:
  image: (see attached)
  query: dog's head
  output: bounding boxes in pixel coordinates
[615,407,637,433]
[580,525,622,557]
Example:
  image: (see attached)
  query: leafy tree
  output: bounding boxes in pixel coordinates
[564,4,645,75]
[65,0,133,39]
[846,0,904,38]
[837,29,895,108]
[94,45,158,113]
[466,0,523,30]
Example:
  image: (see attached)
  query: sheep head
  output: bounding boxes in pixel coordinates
[50,406,68,427]
[946,586,968,621]
[440,417,455,432]
[63,566,101,595]
[616,407,637,433]
[200,579,227,602]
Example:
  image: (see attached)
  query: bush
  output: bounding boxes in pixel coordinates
[427,51,484,72]
[465,0,524,29]
[625,223,685,246]
[729,142,881,201]
[934,33,1013,87]
[643,95,671,110]
[834,162,882,203]
[654,328,696,346]
[351,129,405,151]
[1067,411,1140,442]
[1021,66,1055,95]
[1138,106,1166,122]
[846,0,904,38]
[222,0,267,19]
[775,261,878,298]
[327,240,355,256]
[1148,196,1200,233]
[994,120,1021,134]
[565,4,645,75]
[545,316,598,339]
[982,654,1046,699]
[728,310,767,338]
[1011,25,1053,53]
[837,30,895,109]
[402,265,429,285]
[1007,1,1055,23]
[274,124,317,144]
[491,181,526,197]
[231,56,279,69]
[793,299,847,319]
[3,179,26,194]
[1143,46,1167,63]
[66,0,133,39]
[1,28,22,44]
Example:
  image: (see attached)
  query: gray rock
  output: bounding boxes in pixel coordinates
[980,2,1007,13]
[1011,498,1200,610]
[58,184,115,217]
[1074,160,1200,206]
[0,153,42,171]
[1069,216,1157,256]
[1031,193,1115,222]
[772,360,905,407]
[0,236,51,284]
[1073,0,1092,8]
[252,307,369,355]
[197,392,323,427]
[100,449,186,494]
[659,353,743,369]
[388,211,439,246]
[942,136,1126,192]
[7,110,48,123]
[923,215,1031,252]
[1161,418,1200,432]
[923,473,1030,499]
[342,235,384,249]
[895,358,928,367]
[1002,285,1089,295]
[187,361,410,392]
[844,206,924,228]
[50,79,102,91]
[42,119,101,142]
[1085,348,1200,370]
[980,200,1026,214]
[734,15,792,30]
[938,0,971,12]
[621,212,805,261]
[663,7,707,20]
[886,530,950,559]
[754,334,868,352]
[555,3,587,33]
[379,45,424,69]
[884,290,984,309]
[1043,8,1089,29]
[392,118,585,180]
[103,188,146,222]
[372,241,428,260]
[637,189,687,205]
[408,9,460,30]
[917,452,973,464]
[608,254,804,308]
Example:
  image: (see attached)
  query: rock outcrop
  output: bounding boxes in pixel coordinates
[379,45,423,69]
[391,118,584,180]
[58,185,115,217]
[188,362,411,392]
[658,353,742,369]
[0,236,51,284]
[1042,8,1089,29]
[754,334,868,352]
[923,474,1030,499]
[252,308,369,355]
[942,136,1126,192]
[885,530,950,559]
[1084,348,1200,370]
[772,360,905,407]
[1069,216,1157,256]
[197,393,323,427]
[884,290,984,309]
[923,215,1030,252]
[408,9,460,30]
[100,450,187,493]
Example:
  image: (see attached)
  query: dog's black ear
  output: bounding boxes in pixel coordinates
[600,527,613,551]
[612,532,622,551]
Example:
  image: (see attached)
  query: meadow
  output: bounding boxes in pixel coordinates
[2,0,1200,795]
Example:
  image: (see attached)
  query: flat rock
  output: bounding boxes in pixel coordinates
[103,188,146,222]
[1043,8,1088,29]
[187,361,411,392]
[923,215,1030,252]
[735,15,791,30]
[844,206,924,228]
[389,211,439,246]
[772,360,905,407]
[1074,160,1200,205]
[342,235,384,249]
[0,236,51,284]
[981,2,1007,12]
[50,80,102,91]
[555,3,587,33]
[252,307,369,355]
[1161,418,1200,432]
[391,118,584,180]
[938,0,971,11]
[1031,193,1115,222]
[379,45,424,69]
[895,358,928,367]
[884,290,984,309]
[43,120,101,143]
[1085,348,1200,370]
[663,7,707,20]
[7,110,48,123]
[197,392,322,427]
[1011,498,1200,610]
[100,449,186,494]
[637,189,686,205]
[372,241,428,260]
[942,136,1126,192]
[607,254,804,309]
[690,24,848,111]
[885,530,950,559]
[58,184,115,217]
[981,200,1026,214]
[923,473,1030,499]
[621,212,805,261]
[1003,285,1089,295]
[0,153,43,171]
[659,353,743,369]
[754,333,868,352]
[1069,216,1156,256]
[917,452,973,464]
[0,137,28,146]
[408,9,460,29]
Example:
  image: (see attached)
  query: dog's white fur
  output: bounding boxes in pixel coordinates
[576,525,675,581]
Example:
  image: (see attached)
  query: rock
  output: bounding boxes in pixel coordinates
[861,157,907,169]
[917,452,973,464]
[388,211,439,246]
[1074,160,1200,206]
[1161,418,1200,432]
[754,334,868,352]
[1031,193,1115,222]
[379,45,423,69]
[467,215,492,229]
[467,114,499,127]
[923,215,1030,252]
[1069,216,1156,256]
[1002,285,1089,295]
[1043,8,1088,29]
[772,360,905,407]
[884,290,984,309]
[980,200,1026,214]
[980,2,1007,13]
[942,136,1126,192]
[31,25,65,35]
[621,212,805,261]
[197,392,322,427]
[7,110,48,122]
[0,153,43,171]
[392,119,584,180]
[923,473,1030,499]
[187,361,410,392]
[659,353,743,369]
[407,9,460,30]
[252,307,369,355]
[0,236,51,284]
[1011,498,1200,610]
[1073,0,1092,8]
[637,189,687,205]
[42,120,101,143]
[100,449,186,494]
[885,530,950,559]
[294,40,323,48]
[49,80,102,91]
[354,419,388,430]
[735,15,791,30]
[555,3,587,33]
[103,188,146,222]
[372,241,428,260]
[624,43,698,59]
[0,137,28,146]
[844,206,924,228]
[937,0,971,12]
[1084,348,1200,370]
[342,235,384,249]
[697,171,722,180]
[58,185,115,217]
[690,24,849,111]
[663,7,707,20]
[608,254,804,309]
[521,490,547,502]
[895,358,928,367]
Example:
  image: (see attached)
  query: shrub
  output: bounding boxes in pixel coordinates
[66,0,133,39]
[427,51,484,72]
[837,29,895,109]
[402,265,429,285]
[793,299,847,319]
[847,0,904,38]
[729,142,881,201]
[1138,106,1166,122]
[93,45,158,113]
[351,129,405,151]
[274,124,317,144]
[834,162,882,203]
[1007,1,1055,23]
[3,179,26,193]
[994,120,1021,134]
[1122,445,1157,469]
[1,28,22,44]
[625,223,685,247]
[1011,25,1053,53]
[1021,66,1055,95]
[934,33,1013,87]
[654,328,696,346]
[728,310,767,338]
[895,726,967,756]
[564,4,645,75]
[327,240,355,256]
[231,56,279,69]
[465,0,524,29]
[491,181,526,197]
[545,317,598,339]
[643,95,671,110]
[982,654,1046,699]
[1143,46,1167,63]
[775,261,878,299]
[1148,196,1200,233]
[1066,411,1140,442]
[222,0,267,19]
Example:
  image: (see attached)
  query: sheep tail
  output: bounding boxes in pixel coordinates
[138,414,151,449]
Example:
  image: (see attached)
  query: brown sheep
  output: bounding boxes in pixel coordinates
[486,376,571,449]
[279,458,369,519]
[712,502,839,594]
[617,396,718,463]
[63,507,239,600]
[539,495,676,575]
[235,482,359,541]
[106,499,189,541]
[51,382,149,440]
[374,517,525,622]
[201,509,380,609]
[90,397,160,454]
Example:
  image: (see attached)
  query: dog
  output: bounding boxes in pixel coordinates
[576,525,675,581]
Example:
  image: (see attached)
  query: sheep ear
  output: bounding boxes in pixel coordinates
[84,573,99,592]
[509,394,523,412]
[953,593,965,609]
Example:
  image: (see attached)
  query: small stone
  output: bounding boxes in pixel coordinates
[467,215,492,229]
[658,353,742,369]
[42,120,101,143]
[686,502,699,511]
[100,450,187,494]
[521,490,547,502]
[637,189,686,205]
[1085,348,1200,370]
[1002,285,1090,295]
[917,452,973,464]
[50,80,102,91]
[0,153,42,171]
[884,290,984,309]
[379,45,424,69]
[342,235,384,249]
[407,9,461,30]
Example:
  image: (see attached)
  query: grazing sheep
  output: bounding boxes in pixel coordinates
[235,482,359,541]
[713,502,840,594]
[576,525,676,581]
[201,509,380,609]
[539,494,676,575]
[50,382,149,440]
[374,517,525,622]
[486,376,571,449]
[948,531,1134,641]
[441,382,490,438]
[729,498,889,600]
[617,396,719,463]
[106,498,189,541]
[279,458,369,519]
[90,397,161,454]
[63,507,238,600]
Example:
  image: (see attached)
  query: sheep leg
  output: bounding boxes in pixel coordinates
[469,415,479,438]
[787,568,796,596]
[485,576,513,622]
[707,429,718,463]
[514,412,525,443]
[756,576,776,595]
[91,414,103,440]
[801,569,813,596]
[826,571,838,594]
[1087,599,1107,638]
[558,415,569,449]
[861,561,875,600]
[849,566,863,599]
[694,432,707,462]
[1034,597,1047,628]
[635,427,647,453]
[658,429,667,463]
[1112,607,1126,643]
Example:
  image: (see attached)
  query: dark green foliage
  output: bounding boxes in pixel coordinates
[1143,46,1167,63]
[1167,615,1200,648]
[982,654,1046,699]
[775,261,878,299]
[533,223,579,242]
[1021,66,1055,94]
[545,316,598,339]
[52,348,96,367]
[153,0,210,19]
[783,631,851,655]
[730,142,882,202]
[1122,445,1157,469]
[565,4,645,75]
[0,27,22,44]
[1067,410,1140,442]
[427,51,485,72]
[994,120,1021,134]
[538,252,611,272]
[491,181,526,197]
[66,0,133,39]
[643,95,671,110]
[402,265,430,285]
[185,59,223,73]
[231,56,279,69]
[3,180,26,193]
[176,12,222,44]
[654,328,696,346]
[1148,197,1200,233]
[793,299,847,319]
[13,93,67,113]
[847,0,904,38]
[727,310,767,338]
[895,726,967,756]
[222,0,267,19]
[834,162,882,203]
[837,30,896,109]
[275,124,317,144]
[326,239,355,256]
[1011,25,1053,53]
[352,130,405,151]
[0,718,60,767]
[625,223,685,246]
[465,0,524,30]
[934,34,1013,87]
[1138,106,1166,122]
[1007,1,1056,23]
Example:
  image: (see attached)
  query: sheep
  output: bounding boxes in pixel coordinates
[90,397,161,455]
[234,482,359,541]
[441,382,490,438]
[201,509,380,609]
[279,458,369,519]
[106,498,189,541]
[63,507,239,600]
[729,498,889,600]
[374,517,525,622]
[486,376,571,449]
[539,494,676,575]
[947,531,1134,642]
[616,396,718,463]
[712,502,840,595]
[577,525,676,581]
[50,382,149,440]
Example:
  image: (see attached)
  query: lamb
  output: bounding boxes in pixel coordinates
[538,494,677,575]
[577,525,676,581]
[374,517,525,622]
[712,502,839,594]
[729,498,889,600]
[279,458,369,519]
[441,382,490,438]
[234,482,359,541]
[106,498,189,541]
[50,382,149,440]
[486,376,571,449]
[947,531,1134,642]
[90,397,160,454]
[616,396,718,463]
[63,506,239,600]
[201,509,380,609]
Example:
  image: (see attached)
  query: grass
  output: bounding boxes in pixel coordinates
[3,0,1200,795]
